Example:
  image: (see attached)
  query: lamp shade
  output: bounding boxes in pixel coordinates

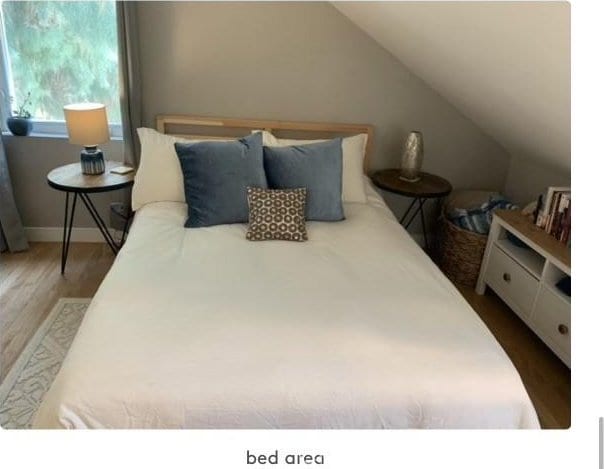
[63,103,110,146]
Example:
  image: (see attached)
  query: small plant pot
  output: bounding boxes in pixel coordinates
[7,117,33,136]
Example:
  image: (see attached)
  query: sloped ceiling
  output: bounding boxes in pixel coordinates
[333,1,570,172]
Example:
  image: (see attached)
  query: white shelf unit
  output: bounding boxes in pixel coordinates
[476,211,571,367]
[494,238,545,278]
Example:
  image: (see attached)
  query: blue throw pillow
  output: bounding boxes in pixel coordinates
[174,132,267,227]
[263,138,344,221]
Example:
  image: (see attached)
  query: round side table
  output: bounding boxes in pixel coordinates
[371,169,452,249]
[47,161,135,274]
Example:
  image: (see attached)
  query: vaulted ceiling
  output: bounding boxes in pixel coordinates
[333,1,570,172]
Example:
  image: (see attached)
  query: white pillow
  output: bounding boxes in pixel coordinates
[261,131,368,203]
[132,128,240,210]
[132,128,369,210]
[132,128,186,210]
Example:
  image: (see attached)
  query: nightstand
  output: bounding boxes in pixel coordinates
[47,161,135,274]
[371,169,452,249]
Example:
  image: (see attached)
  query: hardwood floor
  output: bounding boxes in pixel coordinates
[0,242,114,383]
[457,284,571,429]
[0,242,570,428]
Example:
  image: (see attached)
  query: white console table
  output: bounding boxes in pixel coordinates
[476,210,571,366]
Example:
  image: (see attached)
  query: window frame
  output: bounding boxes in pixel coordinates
[0,4,122,139]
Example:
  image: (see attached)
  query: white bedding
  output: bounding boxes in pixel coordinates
[33,181,539,429]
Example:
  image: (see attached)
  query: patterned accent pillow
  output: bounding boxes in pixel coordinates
[246,187,308,242]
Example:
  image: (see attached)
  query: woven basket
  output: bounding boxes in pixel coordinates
[438,213,488,287]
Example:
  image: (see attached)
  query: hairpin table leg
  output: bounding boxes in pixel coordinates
[78,193,119,254]
[399,198,418,225]
[118,208,132,248]
[61,192,77,275]
[401,197,429,249]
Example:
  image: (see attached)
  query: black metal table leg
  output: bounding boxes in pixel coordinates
[118,207,132,248]
[61,192,77,275]
[419,198,429,249]
[78,193,119,254]
[404,199,422,228]
[371,169,452,254]
[48,161,135,273]
[399,198,418,225]
[400,197,429,249]
[403,198,427,228]
[60,191,126,273]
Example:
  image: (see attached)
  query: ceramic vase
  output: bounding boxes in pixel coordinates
[400,131,424,182]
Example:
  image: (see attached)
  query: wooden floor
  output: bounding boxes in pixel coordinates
[457,284,570,429]
[0,242,570,428]
[0,243,114,383]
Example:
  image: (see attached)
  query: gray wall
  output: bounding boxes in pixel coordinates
[6,1,511,232]
[4,135,124,228]
[334,2,571,174]
[504,155,571,206]
[137,1,510,229]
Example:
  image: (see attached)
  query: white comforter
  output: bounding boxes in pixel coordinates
[33,183,539,429]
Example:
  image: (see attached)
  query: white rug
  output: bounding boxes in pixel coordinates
[0,298,90,429]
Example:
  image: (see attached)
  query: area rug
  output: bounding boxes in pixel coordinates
[0,298,90,429]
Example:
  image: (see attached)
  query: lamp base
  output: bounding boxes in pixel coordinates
[80,147,105,175]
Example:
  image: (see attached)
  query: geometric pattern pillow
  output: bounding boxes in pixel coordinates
[246,187,308,242]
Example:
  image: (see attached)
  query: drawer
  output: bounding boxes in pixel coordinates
[485,245,539,318]
[533,287,571,363]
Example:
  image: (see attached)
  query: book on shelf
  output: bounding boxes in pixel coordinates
[535,186,570,244]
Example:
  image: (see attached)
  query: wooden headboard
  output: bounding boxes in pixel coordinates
[156,114,374,173]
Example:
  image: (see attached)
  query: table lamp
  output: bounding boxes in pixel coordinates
[64,103,110,175]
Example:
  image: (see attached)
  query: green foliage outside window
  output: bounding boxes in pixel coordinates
[2,0,121,123]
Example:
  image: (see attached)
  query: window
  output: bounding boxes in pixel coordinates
[0,1,121,136]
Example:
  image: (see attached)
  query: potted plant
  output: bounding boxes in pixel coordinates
[7,92,33,136]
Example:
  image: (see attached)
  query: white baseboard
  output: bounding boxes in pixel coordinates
[25,227,119,243]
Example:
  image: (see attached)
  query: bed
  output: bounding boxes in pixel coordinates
[33,116,539,429]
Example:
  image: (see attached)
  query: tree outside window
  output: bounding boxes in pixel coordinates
[1,1,121,124]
